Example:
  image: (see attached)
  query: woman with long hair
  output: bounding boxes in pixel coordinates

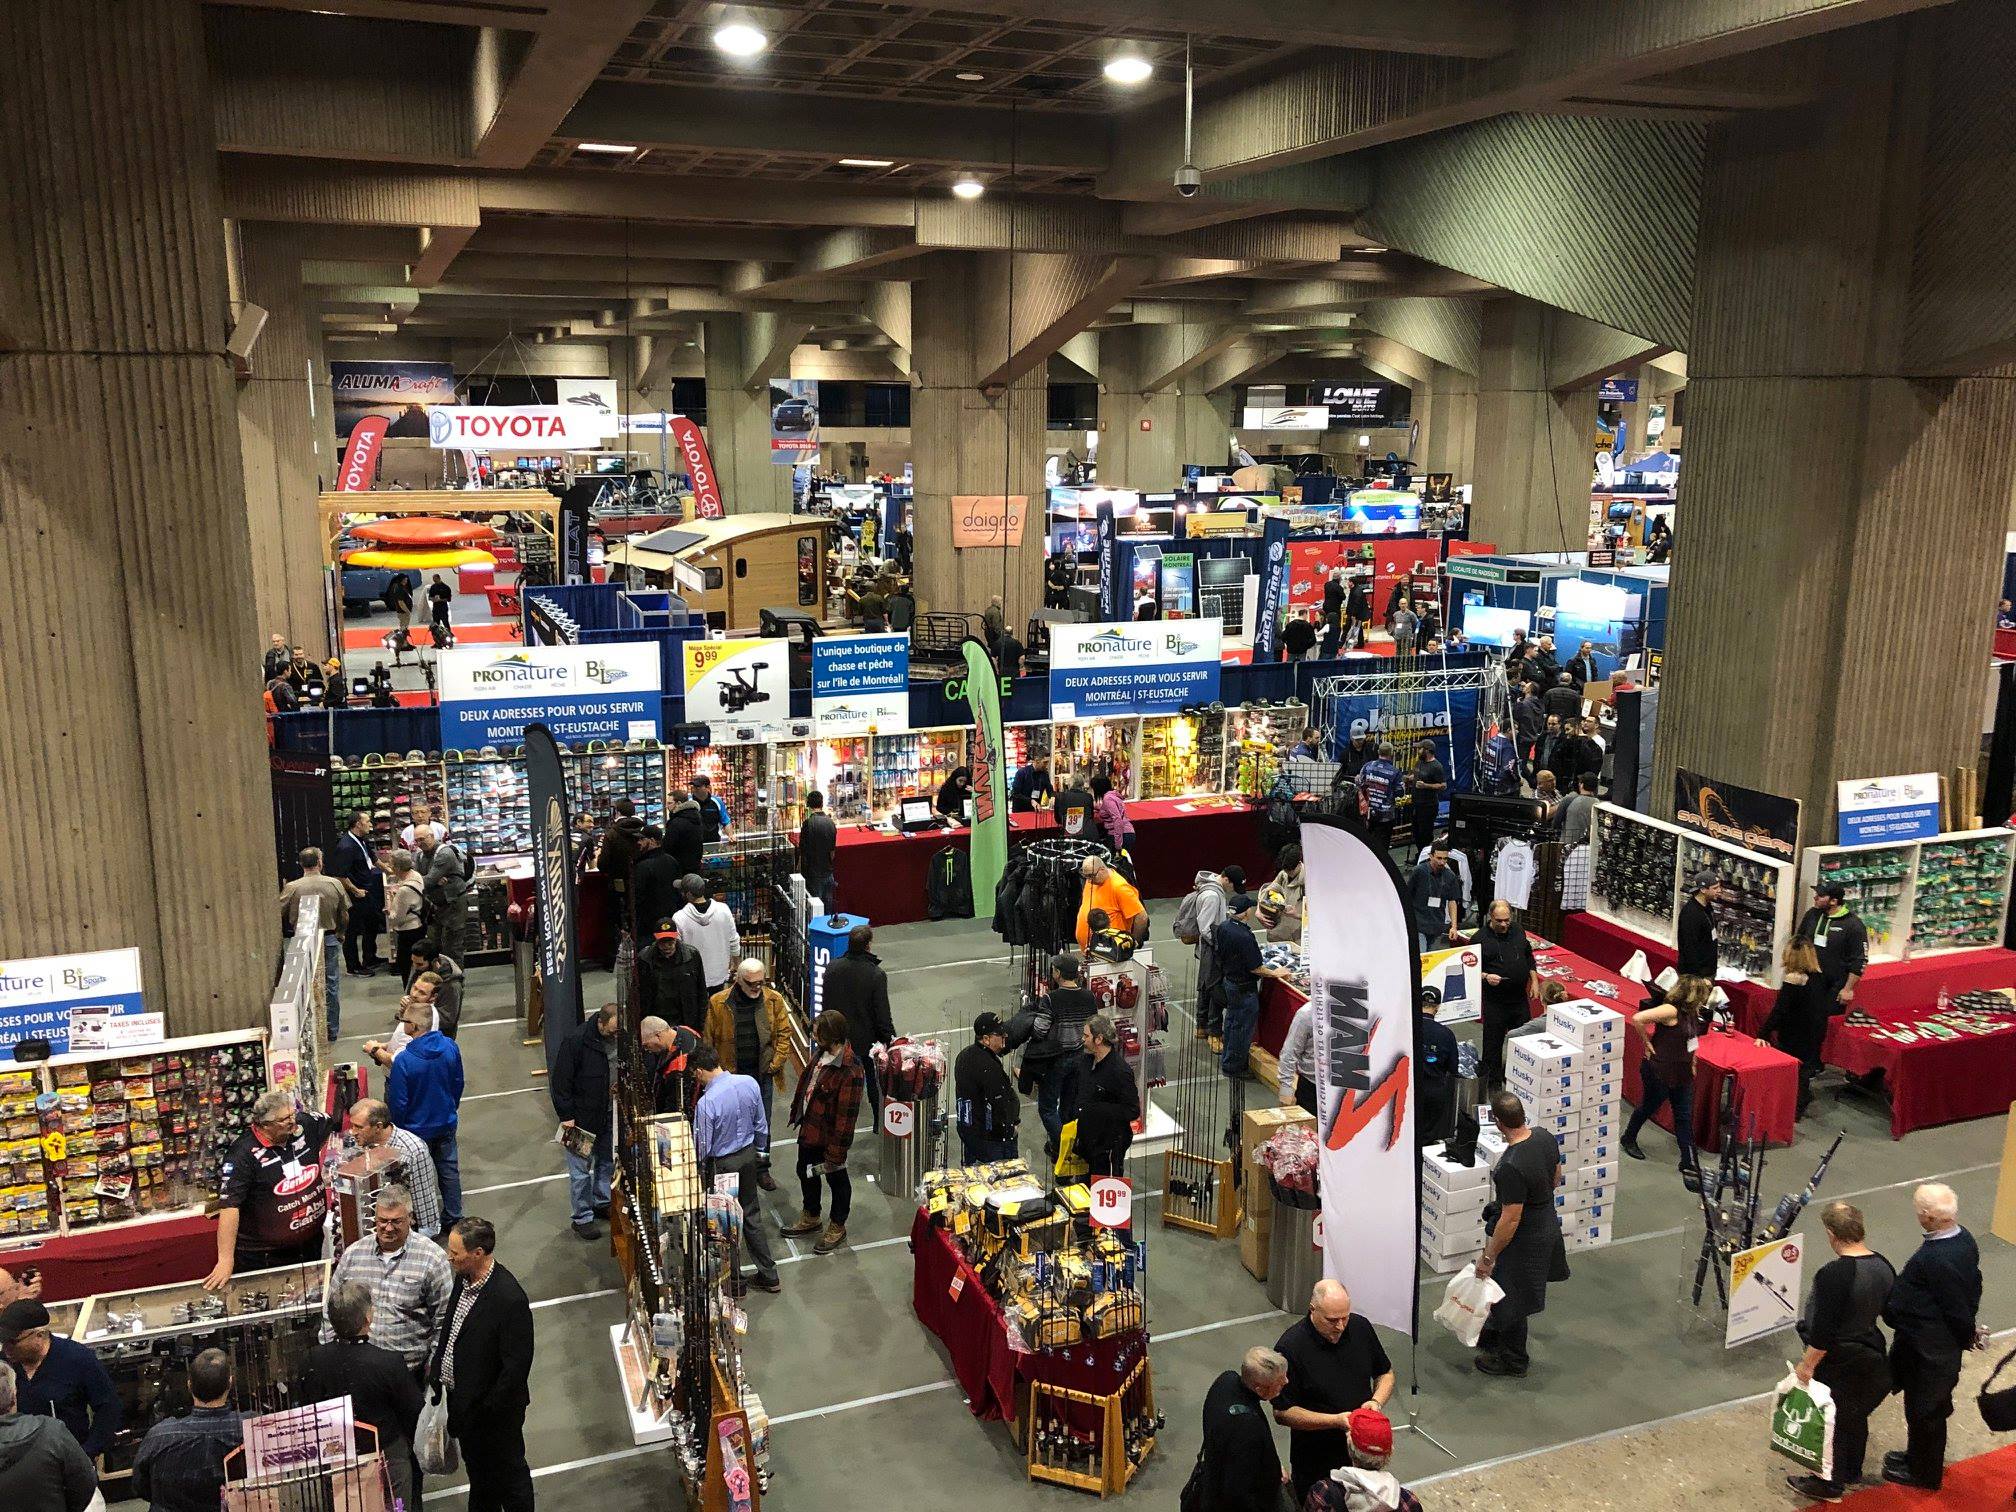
[1622,973,1711,1181]
[1760,937,1831,1118]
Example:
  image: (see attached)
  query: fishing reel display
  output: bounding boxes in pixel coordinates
[1591,807,1677,922]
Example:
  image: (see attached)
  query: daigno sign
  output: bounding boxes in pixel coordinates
[950,494,1030,548]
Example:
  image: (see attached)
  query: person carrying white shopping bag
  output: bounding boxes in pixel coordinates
[1770,1367,1837,1488]
[1781,1200,1895,1502]
[1434,1264,1504,1349]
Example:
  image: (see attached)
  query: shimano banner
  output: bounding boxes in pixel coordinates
[1049,620,1222,719]
[812,633,910,736]
[1326,683,1481,801]
[438,643,661,748]
[526,725,584,1070]
[1253,515,1290,662]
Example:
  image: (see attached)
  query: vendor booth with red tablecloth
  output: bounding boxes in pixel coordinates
[4,1212,220,1303]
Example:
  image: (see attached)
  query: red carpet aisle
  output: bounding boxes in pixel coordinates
[1814,1443,2016,1509]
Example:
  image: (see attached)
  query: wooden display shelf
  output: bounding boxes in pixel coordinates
[1024,1356,1156,1497]
[1160,1149,1238,1238]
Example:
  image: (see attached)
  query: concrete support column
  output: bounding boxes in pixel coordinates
[1095,328,1232,489]
[700,317,792,514]
[910,255,1049,624]
[1414,362,1478,483]
[1470,297,1596,551]
[237,230,328,656]
[0,0,279,1031]
[1654,25,2016,832]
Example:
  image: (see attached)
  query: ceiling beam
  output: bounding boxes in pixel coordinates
[735,229,931,299]
[1354,335,1436,386]
[412,222,478,285]
[1139,323,1252,393]
[916,0,1517,56]
[471,0,653,169]
[1197,338,1284,394]
[562,82,1106,174]
[204,0,553,27]
[477,169,918,228]
[976,254,1156,391]
[742,312,816,391]
[1547,311,1671,392]
[1104,0,1953,192]
[1354,297,1483,376]
[469,219,799,261]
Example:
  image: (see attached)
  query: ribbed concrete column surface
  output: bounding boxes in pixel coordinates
[909,255,1049,627]
[1654,21,2016,833]
[0,0,279,1032]
[1470,297,1598,553]
[701,316,794,514]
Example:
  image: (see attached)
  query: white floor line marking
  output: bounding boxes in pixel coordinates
[1156,1310,1282,1342]
[462,1172,568,1196]
[461,1086,544,1102]
[887,955,1012,975]
[530,1287,618,1311]
[784,1236,800,1259]
[767,1379,960,1425]
[423,1443,659,1498]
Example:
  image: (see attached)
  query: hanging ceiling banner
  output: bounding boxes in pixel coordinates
[427,405,608,451]
[439,643,661,747]
[1303,815,1418,1336]
[1049,620,1221,720]
[770,379,819,461]
[555,378,621,440]
[330,359,455,439]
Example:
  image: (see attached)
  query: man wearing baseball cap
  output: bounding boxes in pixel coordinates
[637,916,708,1031]
[0,1300,121,1460]
[1797,880,1868,1014]
[953,1010,1031,1163]
[1677,869,1723,979]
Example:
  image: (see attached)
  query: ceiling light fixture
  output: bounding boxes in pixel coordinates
[575,142,638,155]
[1103,53,1152,85]
[955,70,984,82]
[1356,245,1388,254]
[951,176,986,199]
[837,158,896,168]
[713,22,768,57]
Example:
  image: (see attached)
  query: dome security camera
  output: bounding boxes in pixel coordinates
[1174,163,1202,197]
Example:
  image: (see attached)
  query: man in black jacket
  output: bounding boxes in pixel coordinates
[1473,901,1535,1090]
[551,1005,617,1239]
[1881,1183,1982,1490]
[1677,871,1723,979]
[954,1012,1030,1163]
[630,827,683,945]
[637,921,708,1030]
[332,810,385,976]
[1797,881,1868,1013]
[822,926,894,1109]
[1199,1347,1289,1512]
[798,790,838,912]
[131,1349,241,1512]
[664,791,706,876]
[1024,954,1095,1159]
[431,1219,533,1512]
[1541,671,1583,725]
[1564,641,1600,687]
[1071,1013,1139,1177]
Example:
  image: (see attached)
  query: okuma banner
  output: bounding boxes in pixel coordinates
[1326,683,1481,798]
[1049,620,1221,720]
[812,633,910,736]
[1302,815,1418,1336]
[439,643,661,748]
[0,947,145,1058]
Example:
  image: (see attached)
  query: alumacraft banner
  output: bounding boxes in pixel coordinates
[526,725,583,1072]
[1302,816,1418,1335]
[427,405,608,451]
[812,633,909,736]
[438,643,661,747]
[1049,620,1222,720]
[0,947,145,1058]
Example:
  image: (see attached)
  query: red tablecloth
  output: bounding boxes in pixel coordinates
[1821,1006,2016,1138]
[1558,911,2016,1032]
[6,1212,220,1303]
[828,797,1272,926]
[908,1210,1149,1423]
[1533,944,1798,1151]
[1258,976,1305,1059]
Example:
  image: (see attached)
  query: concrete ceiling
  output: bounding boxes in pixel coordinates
[204,0,1947,373]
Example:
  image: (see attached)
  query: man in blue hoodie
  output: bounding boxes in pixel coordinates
[386,999,465,1227]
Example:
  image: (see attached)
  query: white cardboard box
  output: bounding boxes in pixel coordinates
[1565,1224,1614,1252]
[1420,1214,1488,1258]
[1509,1088,1579,1118]
[1422,1144,1492,1193]
[1566,1159,1619,1191]
[1546,1000,1625,1051]
[1534,1107,1581,1137]
[1555,1189,1617,1220]
[1423,1187,1487,1230]
[1577,1077,1626,1108]
[1476,1128,1508,1166]
[1418,1242,1480,1275]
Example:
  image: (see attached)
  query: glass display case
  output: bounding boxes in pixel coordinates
[870,728,967,822]
[671,742,771,835]
[1136,711,1223,799]
[567,743,667,832]
[809,736,871,822]
[1589,803,1679,937]
[1679,837,1784,980]
[1586,803,1795,982]
[1802,843,1914,960]
[442,750,531,857]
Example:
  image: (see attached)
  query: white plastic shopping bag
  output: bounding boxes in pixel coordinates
[1433,1264,1504,1349]
[416,1387,460,1476]
[1769,1366,1835,1482]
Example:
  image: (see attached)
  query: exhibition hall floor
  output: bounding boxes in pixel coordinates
[155,901,2016,1510]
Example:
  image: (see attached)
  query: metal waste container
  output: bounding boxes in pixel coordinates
[1264,1180,1323,1311]
[512,938,537,1030]
[876,1089,940,1200]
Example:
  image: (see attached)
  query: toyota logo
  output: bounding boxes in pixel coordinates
[428,409,453,444]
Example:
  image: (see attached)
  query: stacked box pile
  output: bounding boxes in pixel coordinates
[1419,1142,1491,1275]
[1509,1000,1627,1253]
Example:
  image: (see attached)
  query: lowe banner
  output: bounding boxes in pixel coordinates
[428,405,608,451]
[1326,683,1480,797]
[1837,773,1942,847]
[439,643,661,748]
[1303,816,1418,1335]
[0,947,145,1058]
[1050,620,1222,720]
[812,633,910,736]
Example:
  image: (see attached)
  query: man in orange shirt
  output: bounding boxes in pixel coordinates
[1076,854,1148,948]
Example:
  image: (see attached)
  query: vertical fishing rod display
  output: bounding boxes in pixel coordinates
[1160,925,1239,1239]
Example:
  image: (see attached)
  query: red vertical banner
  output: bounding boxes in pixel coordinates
[335,415,389,491]
[671,417,725,519]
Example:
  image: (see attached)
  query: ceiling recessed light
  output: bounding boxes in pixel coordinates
[1356,245,1388,254]
[837,158,896,168]
[575,142,637,156]
[1103,54,1152,85]
[951,176,986,199]
[955,70,985,82]
[713,22,768,57]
